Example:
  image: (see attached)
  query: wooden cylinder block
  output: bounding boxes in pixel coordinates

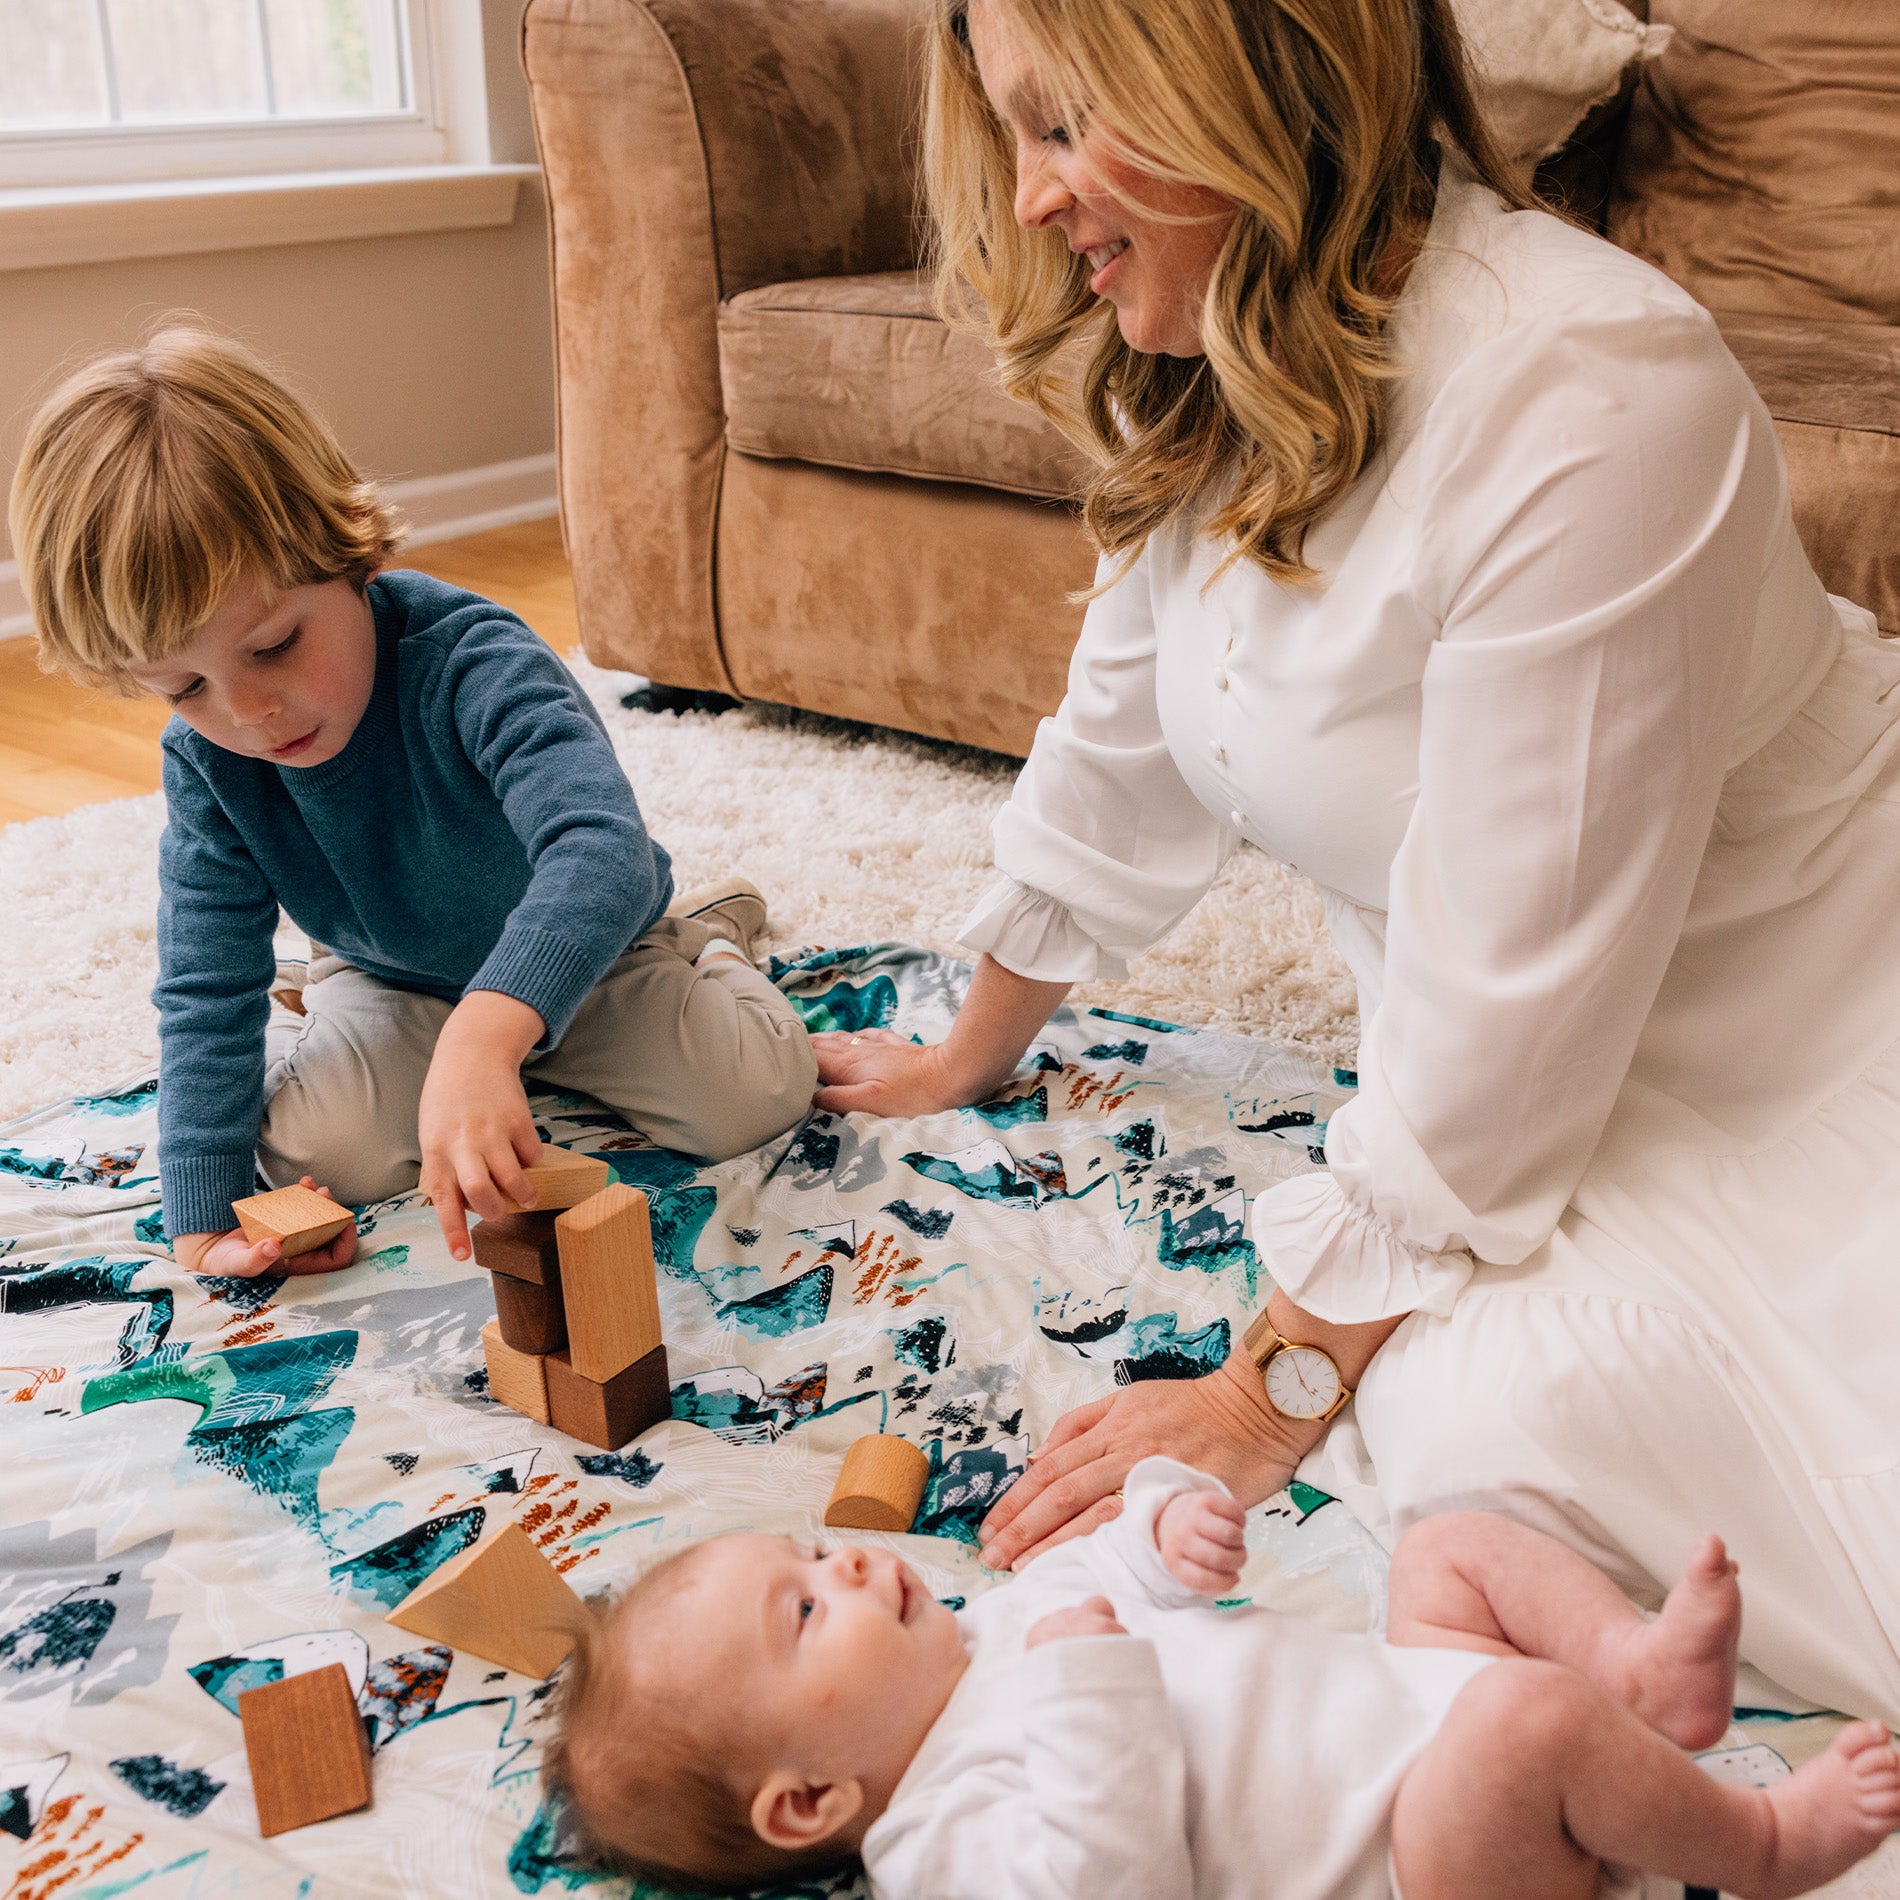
[824,1435,929,1533]
[490,1270,567,1354]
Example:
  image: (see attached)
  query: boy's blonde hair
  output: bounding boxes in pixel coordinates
[544,1547,854,1895]
[9,323,404,687]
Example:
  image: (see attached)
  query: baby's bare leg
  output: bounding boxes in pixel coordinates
[1387,1511,1738,1749]
[1392,1659,1900,1900]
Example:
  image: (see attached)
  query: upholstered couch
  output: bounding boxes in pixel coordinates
[521,0,1898,757]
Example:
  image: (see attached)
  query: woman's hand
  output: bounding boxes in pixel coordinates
[1156,1489,1247,1596]
[978,1353,1318,1572]
[811,956,1073,1119]
[811,1028,967,1117]
[174,1178,358,1279]
[418,989,547,1260]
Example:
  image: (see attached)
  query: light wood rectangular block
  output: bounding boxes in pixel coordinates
[482,1319,551,1425]
[824,1435,930,1533]
[498,1144,612,1214]
[232,1185,353,1257]
[239,1662,371,1836]
[555,1184,661,1383]
[386,1521,582,1679]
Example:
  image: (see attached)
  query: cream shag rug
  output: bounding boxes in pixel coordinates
[0,658,1358,1124]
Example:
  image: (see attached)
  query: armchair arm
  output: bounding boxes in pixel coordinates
[522,0,922,686]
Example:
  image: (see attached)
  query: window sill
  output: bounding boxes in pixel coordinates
[0,163,540,273]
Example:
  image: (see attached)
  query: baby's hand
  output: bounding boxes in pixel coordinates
[1026,1596,1126,1648]
[175,1179,358,1279]
[1156,1489,1246,1596]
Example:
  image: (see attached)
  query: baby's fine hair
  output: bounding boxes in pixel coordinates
[544,1544,853,1895]
[8,322,404,688]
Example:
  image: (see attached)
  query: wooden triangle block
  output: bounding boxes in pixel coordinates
[386,1521,583,1678]
[498,1144,612,1214]
[556,1184,662,1382]
[232,1185,353,1258]
[239,1662,371,1836]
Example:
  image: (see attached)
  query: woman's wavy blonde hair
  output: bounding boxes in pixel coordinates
[926,0,1534,583]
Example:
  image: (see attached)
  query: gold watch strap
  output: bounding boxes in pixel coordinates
[1241,1309,1285,1367]
[1240,1310,1354,1404]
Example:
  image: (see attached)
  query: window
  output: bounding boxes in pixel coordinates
[3,1,410,132]
[0,0,481,188]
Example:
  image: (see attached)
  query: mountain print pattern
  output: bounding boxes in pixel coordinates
[0,943,1810,1898]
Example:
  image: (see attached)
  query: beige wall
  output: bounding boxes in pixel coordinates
[0,0,552,566]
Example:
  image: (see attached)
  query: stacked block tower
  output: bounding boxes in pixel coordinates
[474,1144,671,1450]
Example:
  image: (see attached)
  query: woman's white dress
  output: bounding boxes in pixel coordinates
[963,172,1900,1725]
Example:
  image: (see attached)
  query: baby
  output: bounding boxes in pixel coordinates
[546,1458,1900,1900]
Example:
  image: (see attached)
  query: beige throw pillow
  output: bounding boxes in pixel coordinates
[1455,0,1672,169]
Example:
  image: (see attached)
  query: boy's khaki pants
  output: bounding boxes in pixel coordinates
[257,917,817,1207]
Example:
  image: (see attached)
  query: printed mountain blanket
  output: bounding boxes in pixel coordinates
[0,944,1842,1900]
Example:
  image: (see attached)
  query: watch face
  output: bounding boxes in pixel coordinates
[1264,1345,1342,1419]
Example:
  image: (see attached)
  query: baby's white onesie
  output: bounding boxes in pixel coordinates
[861,1457,1494,1900]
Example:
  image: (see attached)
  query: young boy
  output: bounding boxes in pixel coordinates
[545,1459,1900,1900]
[10,327,816,1276]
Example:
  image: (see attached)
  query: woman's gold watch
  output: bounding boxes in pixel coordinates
[1241,1311,1353,1423]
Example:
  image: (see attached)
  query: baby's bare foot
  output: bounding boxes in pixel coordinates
[1618,1534,1741,1750]
[1737,1721,1900,1900]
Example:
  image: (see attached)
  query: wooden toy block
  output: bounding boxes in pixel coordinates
[471,1210,561,1284]
[490,1270,567,1354]
[232,1184,353,1258]
[481,1319,551,1425]
[555,1184,662,1382]
[386,1520,582,1678]
[546,1343,670,1451]
[498,1144,612,1214]
[824,1435,930,1533]
[239,1662,371,1837]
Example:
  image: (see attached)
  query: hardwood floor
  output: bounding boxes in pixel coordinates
[0,516,577,827]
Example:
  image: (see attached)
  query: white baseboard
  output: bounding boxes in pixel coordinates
[0,451,558,642]
[0,561,28,643]
[383,450,559,548]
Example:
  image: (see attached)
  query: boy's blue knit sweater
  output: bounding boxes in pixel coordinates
[154,570,673,1237]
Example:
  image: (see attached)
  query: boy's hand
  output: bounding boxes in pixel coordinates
[418,989,547,1261]
[1156,1489,1246,1596]
[175,1178,358,1279]
[1026,1596,1127,1649]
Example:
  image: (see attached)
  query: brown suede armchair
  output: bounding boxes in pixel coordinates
[522,0,1898,758]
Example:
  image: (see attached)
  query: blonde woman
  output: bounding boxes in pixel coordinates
[813,0,1900,1725]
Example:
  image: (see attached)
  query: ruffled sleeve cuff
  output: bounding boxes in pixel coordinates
[1249,1171,1473,1326]
[959,876,1131,984]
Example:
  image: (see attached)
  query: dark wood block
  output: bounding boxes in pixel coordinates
[471,1210,561,1285]
[239,1662,371,1836]
[491,1269,567,1354]
[545,1342,671,1451]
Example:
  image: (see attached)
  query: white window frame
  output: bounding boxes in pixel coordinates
[0,0,496,190]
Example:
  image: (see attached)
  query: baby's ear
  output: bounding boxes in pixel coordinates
[750,1771,864,1850]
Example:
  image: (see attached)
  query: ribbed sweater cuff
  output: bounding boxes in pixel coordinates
[469,926,610,1049]
[162,1151,260,1241]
